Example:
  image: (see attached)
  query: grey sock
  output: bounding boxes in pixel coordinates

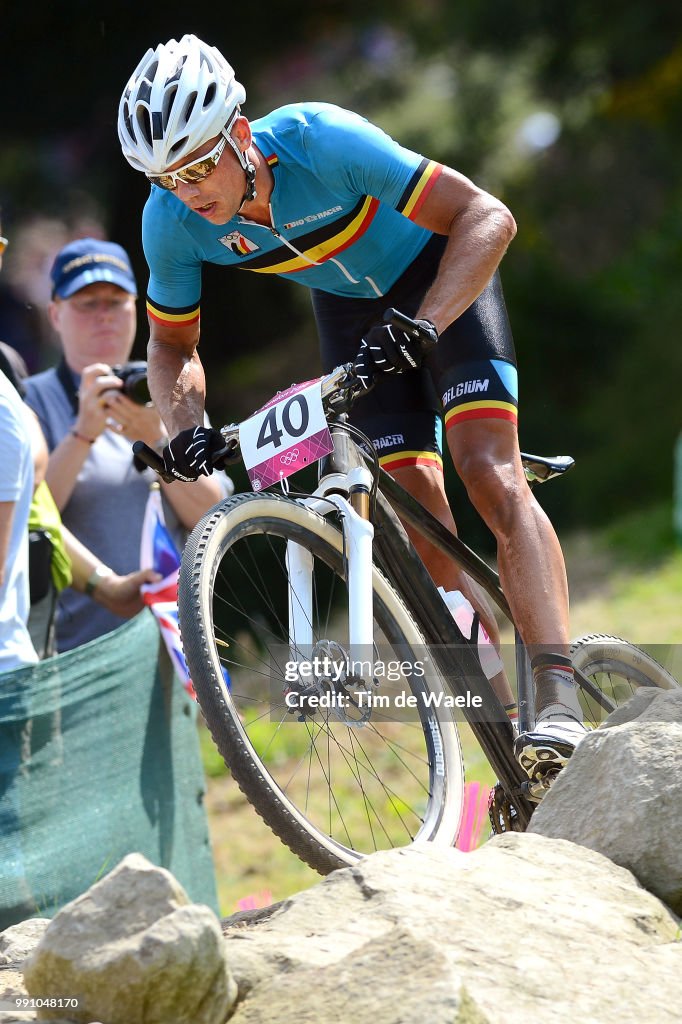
[534,666,583,723]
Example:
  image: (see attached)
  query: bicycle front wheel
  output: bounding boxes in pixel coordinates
[571,633,680,726]
[179,492,465,873]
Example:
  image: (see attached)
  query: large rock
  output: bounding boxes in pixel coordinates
[221,834,681,1024]
[530,688,682,913]
[0,919,50,965]
[22,853,237,1024]
[2,836,680,1024]
[0,919,50,1022]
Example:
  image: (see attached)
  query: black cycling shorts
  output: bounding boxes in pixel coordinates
[312,234,518,471]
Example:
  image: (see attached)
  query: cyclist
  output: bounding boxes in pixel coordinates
[117,34,586,773]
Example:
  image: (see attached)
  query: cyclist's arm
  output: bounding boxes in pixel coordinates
[147,319,226,516]
[410,167,516,333]
[147,319,206,438]
[143,191,209,438]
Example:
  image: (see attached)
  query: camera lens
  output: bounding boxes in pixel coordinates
[113,361,150,405]
[122,370,151,405]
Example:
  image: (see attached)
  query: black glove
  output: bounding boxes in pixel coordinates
[162,426,229,482]
[354,319,438,389]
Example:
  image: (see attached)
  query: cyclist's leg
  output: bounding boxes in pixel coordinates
[429,273,586,766]
[382,458,504,644]
[446,414,569,656]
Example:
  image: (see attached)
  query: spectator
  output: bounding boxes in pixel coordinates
[0,213,54,374]
[0,367,37,671]
[24,238,228,652]
[24,404,163,659]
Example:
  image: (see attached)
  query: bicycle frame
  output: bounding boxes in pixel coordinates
[280,421,535,826]
[277,415,614,828]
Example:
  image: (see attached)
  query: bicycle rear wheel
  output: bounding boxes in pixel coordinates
[179,492,465,873]
[571,633,679,726]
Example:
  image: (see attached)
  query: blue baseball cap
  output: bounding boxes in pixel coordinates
[50,238,137,299]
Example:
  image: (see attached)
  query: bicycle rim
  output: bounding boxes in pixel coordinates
[179,492,465,873]
[571,633,680,726]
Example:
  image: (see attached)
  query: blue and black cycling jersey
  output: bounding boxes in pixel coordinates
[142,101,517,469]
[143,102,442,327]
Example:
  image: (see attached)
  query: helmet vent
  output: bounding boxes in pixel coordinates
[122,105,134,141]
[166,64,183,88]
[151,111,165,141]
[168,135,190,160]
[135,107,153,146]
[162,84,179,127]
[137,80,152,106]
[180,92,199,129]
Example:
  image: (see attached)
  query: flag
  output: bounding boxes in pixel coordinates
[139,485,196,699]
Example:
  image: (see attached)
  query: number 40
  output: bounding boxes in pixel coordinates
[256,395,310,450]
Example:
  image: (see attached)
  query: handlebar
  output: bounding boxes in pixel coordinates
[132,440,176,482]
[384,307,433,343]
[133,308,429,480]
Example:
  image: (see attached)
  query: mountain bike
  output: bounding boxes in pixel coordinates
[135,312,679,875]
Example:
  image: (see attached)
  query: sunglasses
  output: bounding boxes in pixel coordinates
[147,134,229,191]
[0,236,8,254]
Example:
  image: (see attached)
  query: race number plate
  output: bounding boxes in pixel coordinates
[239,379,334,491]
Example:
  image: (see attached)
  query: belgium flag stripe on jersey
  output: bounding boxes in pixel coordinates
[146,298,200,328]
[397,160,443,220]
[243,195,380,275]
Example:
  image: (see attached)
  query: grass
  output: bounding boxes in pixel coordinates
[202,512,682,917]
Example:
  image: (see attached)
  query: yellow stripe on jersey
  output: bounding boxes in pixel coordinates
[249,196,379,275]
[146,299,200,328]
[400,161,442,220]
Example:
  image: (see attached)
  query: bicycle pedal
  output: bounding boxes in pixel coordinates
[519,767,562,803]
[515,736,575,774]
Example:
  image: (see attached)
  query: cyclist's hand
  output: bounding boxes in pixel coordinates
[162,426,229,482]
[354,319,438,388]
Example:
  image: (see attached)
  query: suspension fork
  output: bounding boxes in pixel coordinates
[287,466,376,659]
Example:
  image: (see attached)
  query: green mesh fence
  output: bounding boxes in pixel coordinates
[0,610,218,929]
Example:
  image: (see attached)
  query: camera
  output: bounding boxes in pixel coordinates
[112,361,151,405]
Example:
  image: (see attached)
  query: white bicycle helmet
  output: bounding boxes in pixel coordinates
[118,34,247,175]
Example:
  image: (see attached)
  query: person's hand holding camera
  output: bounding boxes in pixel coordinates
[82,360,164,449]
[100,386,166,448]
[73,363,124,443]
